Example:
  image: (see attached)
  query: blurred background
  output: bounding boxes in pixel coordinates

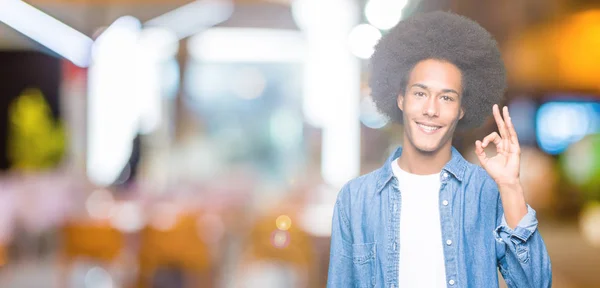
[0,0,599,287]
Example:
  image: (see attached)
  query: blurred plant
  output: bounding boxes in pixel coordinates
[7,87,66,170]
[560,133,600,202]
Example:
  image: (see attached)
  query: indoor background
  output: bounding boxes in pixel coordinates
[0,0,599,287]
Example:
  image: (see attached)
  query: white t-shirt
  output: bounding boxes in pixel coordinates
[392,158,447,288]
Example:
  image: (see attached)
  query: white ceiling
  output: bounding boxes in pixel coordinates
[0,1,298,50]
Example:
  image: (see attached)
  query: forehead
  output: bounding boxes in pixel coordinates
[408,59,462,92]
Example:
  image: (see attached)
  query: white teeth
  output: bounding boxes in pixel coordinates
[417,123,440,132]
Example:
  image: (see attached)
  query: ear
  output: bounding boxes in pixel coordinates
[397,94,404,111]
[459,107,465,120]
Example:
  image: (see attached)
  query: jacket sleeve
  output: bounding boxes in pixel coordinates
[327,187,354,287]
[494,185,552,288]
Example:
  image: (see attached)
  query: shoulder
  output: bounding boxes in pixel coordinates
[335,168,383,212]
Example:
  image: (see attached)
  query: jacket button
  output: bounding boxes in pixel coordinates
[446,239,453,246]
[442,200,449,206]
[449,279,455,285]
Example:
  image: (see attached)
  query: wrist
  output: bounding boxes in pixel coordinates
[496,179,528,229]
[495,178,521,190]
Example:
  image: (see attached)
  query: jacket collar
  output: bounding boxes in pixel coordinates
[375,145,468,194]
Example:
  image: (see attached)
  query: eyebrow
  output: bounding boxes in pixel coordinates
[411,83,460,96]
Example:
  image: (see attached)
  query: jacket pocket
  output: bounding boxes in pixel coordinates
[352,242,377,288]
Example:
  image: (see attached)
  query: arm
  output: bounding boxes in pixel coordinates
[475,105,551,287]
[492,180,552,287]
[327,191,353,287]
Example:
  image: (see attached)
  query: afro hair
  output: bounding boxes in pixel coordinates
[369,11,506,131]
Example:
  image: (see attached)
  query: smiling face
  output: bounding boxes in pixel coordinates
[398,59,465,154]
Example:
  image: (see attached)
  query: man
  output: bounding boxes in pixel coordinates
[327,11,551,288]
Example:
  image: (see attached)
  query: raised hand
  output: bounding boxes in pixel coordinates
[475,104,521,186]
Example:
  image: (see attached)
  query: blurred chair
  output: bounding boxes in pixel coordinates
[235,211,317,288]
[60,220,125,287]
[136,211,214,288]
[61,220,124,262]
[0,243,6,268]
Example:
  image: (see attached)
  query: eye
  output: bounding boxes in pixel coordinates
[441,95,453,101]
[414,91,426,97]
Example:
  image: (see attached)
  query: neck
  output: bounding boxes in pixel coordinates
[397,140,453,175]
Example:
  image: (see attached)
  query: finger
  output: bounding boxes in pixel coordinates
[475,140,488,166]
[481,132,502,149]
[482,131,504,154]
[502,106,512,154]
[504,107,520,149]
[493,104,508,140]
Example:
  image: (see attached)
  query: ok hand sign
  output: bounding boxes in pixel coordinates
[475,104,521,186]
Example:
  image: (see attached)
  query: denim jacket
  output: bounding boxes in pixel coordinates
[327,146,552,288]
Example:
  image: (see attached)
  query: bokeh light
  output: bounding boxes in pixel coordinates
[275,215,292,231]
[580,202,600,248]
[84,266,113,288]
[536,101,599,155]
[150,202,179,231]
[271,230,290,249]
[364,0,408,30]
[347,24,382,59]
[561,134,600,198]
[360,95,389,129]
[110,201,144,233]
[85,189,115,220]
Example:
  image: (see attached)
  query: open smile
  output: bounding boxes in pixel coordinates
[415,121,442,134]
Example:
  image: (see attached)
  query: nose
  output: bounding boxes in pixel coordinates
[422,95,439,117]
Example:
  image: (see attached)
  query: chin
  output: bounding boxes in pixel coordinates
[409,135,447,153]
[414,143,441,153]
